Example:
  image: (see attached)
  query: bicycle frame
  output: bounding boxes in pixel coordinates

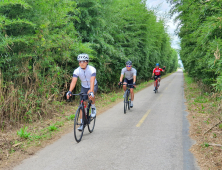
[119,83,135,113]
[73,93,92,125]
[120,83,134,97]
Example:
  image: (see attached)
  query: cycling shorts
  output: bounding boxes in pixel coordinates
[154,75,161,80]
[80,84,98,100]
[123,78,134,89]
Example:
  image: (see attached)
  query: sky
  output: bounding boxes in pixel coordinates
[146,0,181,51]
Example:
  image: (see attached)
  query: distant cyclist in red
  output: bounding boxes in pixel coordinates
[152,63,166,91]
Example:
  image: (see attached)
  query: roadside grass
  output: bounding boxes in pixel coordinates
[184,73,222,169]
[0,72,174,169]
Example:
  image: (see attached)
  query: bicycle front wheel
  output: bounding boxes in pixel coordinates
[128,92,131,110]
[74,107,84,143]
[124,91,128,114]
[88,108,96,133]
[155,80,158,94]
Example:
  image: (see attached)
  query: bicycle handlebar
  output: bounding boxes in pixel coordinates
[67,92,91,102]
[118,83,136,88]
[71,92,89,96]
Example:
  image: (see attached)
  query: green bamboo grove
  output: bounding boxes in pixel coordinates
[0,0,178,128]
[168,0,222,91]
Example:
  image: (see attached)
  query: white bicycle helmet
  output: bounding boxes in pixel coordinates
[126,61,132,65]
[77,54,89,61]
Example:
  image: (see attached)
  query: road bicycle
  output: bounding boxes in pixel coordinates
[71,92,96,143]
[119,83,135,114]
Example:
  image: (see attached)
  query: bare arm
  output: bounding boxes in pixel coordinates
[89,76,96,93]
[133,75,136,83]
[133,75,136,87]
[69,77,78,91]
[120,74,124,83]
[67,77,78,99]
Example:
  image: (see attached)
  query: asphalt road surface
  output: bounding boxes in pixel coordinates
[14,70,199,170]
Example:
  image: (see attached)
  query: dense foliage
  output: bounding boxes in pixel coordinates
[168,0,222,90]
[0,0,178,128]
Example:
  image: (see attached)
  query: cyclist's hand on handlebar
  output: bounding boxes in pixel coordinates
[88,91,94,100]
[118,82,122,88]
[66,91,72,99]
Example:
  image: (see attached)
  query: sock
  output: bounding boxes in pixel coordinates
[80,119,82,123]
[131,101,133,104]
[91,104,96,108]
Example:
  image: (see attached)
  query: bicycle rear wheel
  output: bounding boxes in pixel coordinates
[88,107,96,133]
[74,107,84,143]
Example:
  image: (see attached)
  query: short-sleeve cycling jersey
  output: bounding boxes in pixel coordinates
[121,67,137,80]
[153,68,163,76]
[73,65,97,88]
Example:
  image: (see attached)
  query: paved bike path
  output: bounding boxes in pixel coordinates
[14,70,199,170]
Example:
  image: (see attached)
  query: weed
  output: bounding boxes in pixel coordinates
[219,124,222,129]
[204,120,208,124]
[194,96,209,103]
[202,142,209,148]
[211,102,217,107]
[14,140,18,144]
[201,104,205,110]
[48,125,57,131]
[9,148,15,154]
[32,135,42,140]
[110,96,117,102]
[213,133,217,138]
[17,125,31,139]
[66,114,75,121]
[54,121,64,127]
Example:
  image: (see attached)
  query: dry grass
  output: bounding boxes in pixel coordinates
[184,73,222,170]
[0,63,70,130]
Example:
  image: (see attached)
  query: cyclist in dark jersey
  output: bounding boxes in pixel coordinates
[152,63,165,91]
[118,61,137,108]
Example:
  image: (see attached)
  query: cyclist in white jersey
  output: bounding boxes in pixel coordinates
[66,54,98,131]
[118,61,137,108]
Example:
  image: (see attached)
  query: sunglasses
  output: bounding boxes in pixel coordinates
[126,65,132,67]
[79,61,87,63]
